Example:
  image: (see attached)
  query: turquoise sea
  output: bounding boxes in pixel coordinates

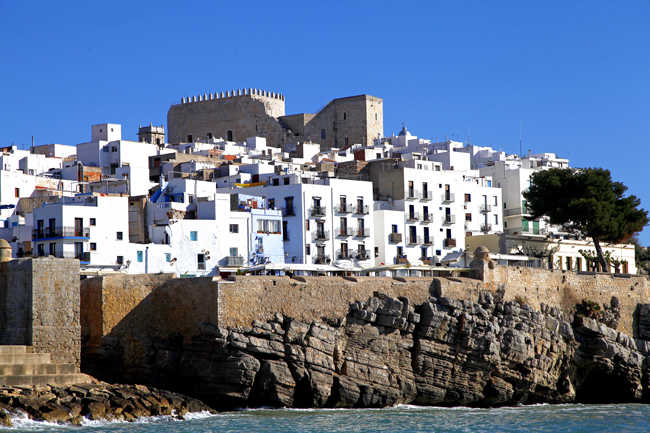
[3,404,649,433]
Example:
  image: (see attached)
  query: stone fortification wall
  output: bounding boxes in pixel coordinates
[167,89,287,146]
[217,276,435,328]
[0,258,80,367]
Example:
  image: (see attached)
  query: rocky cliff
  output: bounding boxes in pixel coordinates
[84,288,650,409]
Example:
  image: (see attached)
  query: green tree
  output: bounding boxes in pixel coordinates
[523,168,648,271]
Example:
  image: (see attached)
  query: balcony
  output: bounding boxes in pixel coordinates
[481,223,493,232]
[389,232,402,243]
[335,203,353,214]
[355,251,370,260]
[225,256,244,267]
[312,230,330,242]
[442,215,456,225]
[355,228,370,238]
[353,204,369,215]
[281,207,296,217]
[444,238,457,248]
[422,237,433,245]
[394,255,409,265]
[336,227,351,237]
[309,206,327,218]
[407,235,423,245]
[504,207,529,217]
[480,204,492,213]
[336,250,351,260]
[406,212,420,222]
[422,213,432,223]
[313,255,331,265]
[421,191,433,201]
[405,189,420,200]
[421,257,435,265]
[33,227,90,240]
[441,193,455,203]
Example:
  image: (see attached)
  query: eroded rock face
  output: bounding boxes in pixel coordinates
[85,290,650,409]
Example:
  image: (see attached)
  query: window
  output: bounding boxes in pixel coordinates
[391,224,398,233]
[197,254,206,270]
[436,249,441,256]
[305,245,311,256]
[229,247,238,257]
[522,219,529,232]
[227,130,233,141]
[137,251,143,262]
[397,246,404,256]
[190,230,198,240]
[111,146,117,152]
[268,199,275,209]
[344,136,349,147]
[465,213,472,222]
[49,243,56,256]
[494,214,499,224]
[282,221,288,241]
[321,129,326,139]
[90,243,96,251]
[116,256,124,265]
[305,219,310,231]
[283,177,290,185]
[187,135,193,142]
[257,219,281,233]
[272,178,279,186]
[90,218,96,226]
[493,196,498,206]
[343,112,347,120]
[116,231,123,240]
[464,193,471,202]
[165,253,171,262]
[566,256,573,271]
[14,188,19,198]
[207,132,213,139]
[229,224,239,233]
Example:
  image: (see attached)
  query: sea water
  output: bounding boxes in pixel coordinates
[2,404,649,432]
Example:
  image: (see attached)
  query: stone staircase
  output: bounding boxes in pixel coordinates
[0,346,92,386]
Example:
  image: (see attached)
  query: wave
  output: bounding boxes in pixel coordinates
[0,409,218,430]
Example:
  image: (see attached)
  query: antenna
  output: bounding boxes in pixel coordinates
[519,122,523,157]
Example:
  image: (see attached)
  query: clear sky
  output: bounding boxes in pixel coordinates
[1,1,649,243]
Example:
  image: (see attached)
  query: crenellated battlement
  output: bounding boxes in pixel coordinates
[179,88,285,105]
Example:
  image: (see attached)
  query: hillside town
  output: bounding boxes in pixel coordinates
[0,89,637,277]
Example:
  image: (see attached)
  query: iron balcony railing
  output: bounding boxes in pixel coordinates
[335,203,353,214]
[313,255,331,265]
[441,193,455,203]
[444,238,457,248]
[422,213,432,223]
[481,223,493,232]
[312,230,330,242]
[225,256,244,266]
[355,251,370,260]
[355,228,370,238]
[353,204,369,215]
[389,232,402,243]
[407,235,423,245]
[33,227,90,240]
[504,207,530,217]
[405,189,420,200]
[309,206,327,217]
[421,257,435,265]
[480,204,492,213]
[406,212,420,222]
[394,255,409,264]
[336,250,351,260]
[421,191,433,201]
[442,215,456,225]
[336,227,351,237]
[422,237,433,245]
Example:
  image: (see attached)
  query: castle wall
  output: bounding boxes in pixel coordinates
[0,258,81,367]
[167,91,287,146]
[302,95,383,150]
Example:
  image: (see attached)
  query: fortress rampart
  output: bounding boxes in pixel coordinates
[81,266,649,353]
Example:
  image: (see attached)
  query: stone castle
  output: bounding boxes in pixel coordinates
[167,88,383,149]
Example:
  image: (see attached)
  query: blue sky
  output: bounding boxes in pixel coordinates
[1,1,649,243]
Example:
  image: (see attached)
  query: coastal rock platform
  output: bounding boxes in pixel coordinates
[0,382,214,426]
